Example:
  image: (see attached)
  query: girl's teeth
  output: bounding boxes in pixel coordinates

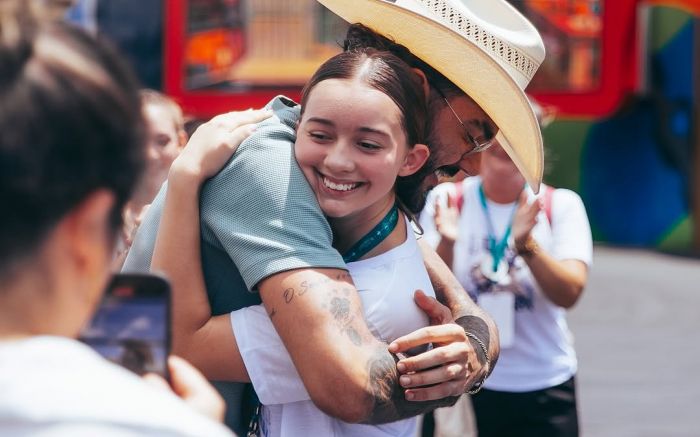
[323,177,357,192]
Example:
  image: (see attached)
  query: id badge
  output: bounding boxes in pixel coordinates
[477,291,515,349]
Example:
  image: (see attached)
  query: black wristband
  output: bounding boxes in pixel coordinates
[454,315,490,367]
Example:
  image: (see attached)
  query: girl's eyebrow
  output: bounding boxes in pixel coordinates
[358,126,390,138]
[307,117,390,138]
[306,117,335,126]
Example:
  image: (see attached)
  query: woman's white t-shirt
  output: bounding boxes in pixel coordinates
[420,177,592,392]
[231,219,435,436]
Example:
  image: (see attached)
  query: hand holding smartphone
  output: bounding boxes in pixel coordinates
[79,273,171,379]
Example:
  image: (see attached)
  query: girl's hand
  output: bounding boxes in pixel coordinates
[170,109,272,184]
[433,194,460,243]
[512,190,541,247]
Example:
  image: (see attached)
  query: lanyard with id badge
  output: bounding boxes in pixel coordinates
[476,184,519,348]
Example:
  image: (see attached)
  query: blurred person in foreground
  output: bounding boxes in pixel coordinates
[419,101,592,436]
[0,4,240,435]
[115,90,187,268]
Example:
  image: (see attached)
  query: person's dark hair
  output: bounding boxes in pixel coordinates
[342,24,470,213]
[343,23,462,99]
[300,48,429,214]
[0,6,146,277]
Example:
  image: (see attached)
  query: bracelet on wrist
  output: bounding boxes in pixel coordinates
[464,331,490,395]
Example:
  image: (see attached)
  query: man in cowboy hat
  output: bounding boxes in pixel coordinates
[321,0,545,199]
[124,0,545,431]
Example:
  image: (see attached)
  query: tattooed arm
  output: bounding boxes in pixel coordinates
[257,268,460,423]
[151,108,466,423]
[411,239,500,383]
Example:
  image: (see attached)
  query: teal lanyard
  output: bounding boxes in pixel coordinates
[343,203,399,263]
[478,184,519,272]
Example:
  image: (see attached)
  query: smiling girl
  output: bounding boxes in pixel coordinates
[151,49,452,436]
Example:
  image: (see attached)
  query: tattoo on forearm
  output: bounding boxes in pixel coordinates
[366,351,400,421]
[278,272,366,345]
[281,276,336,305]
[426,261,497,372]
[345,327,362,346]
[431,275,471,314]
[330,297,350,320]
[283,288,295,303]
[329,293,365,346]
[363,347,458,424]
[455,315,496,373]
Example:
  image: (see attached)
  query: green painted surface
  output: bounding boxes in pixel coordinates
[531,6,697,249]
[649,6,692,52]
[657,215,693,250]
[541,118,593,194]
[588,219,608,243]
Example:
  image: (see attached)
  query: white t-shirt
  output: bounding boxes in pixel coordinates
[0,336,233,437]
[420,177,592,392]
[231,220,435,437]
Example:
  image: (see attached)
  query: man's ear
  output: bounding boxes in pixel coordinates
[399,144,430,177]
[411,68,430,100]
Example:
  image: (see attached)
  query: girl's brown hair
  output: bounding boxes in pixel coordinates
[300,48,431,214]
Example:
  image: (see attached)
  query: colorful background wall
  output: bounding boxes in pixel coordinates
[71,0,699,251]
[543,5,696,250]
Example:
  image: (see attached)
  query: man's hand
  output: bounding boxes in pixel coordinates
[388,291,484,401]
[418,238,500,394]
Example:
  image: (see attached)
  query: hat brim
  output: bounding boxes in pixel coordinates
[318,0,544,192]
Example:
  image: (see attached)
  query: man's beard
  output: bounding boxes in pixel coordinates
[398,128,445,214]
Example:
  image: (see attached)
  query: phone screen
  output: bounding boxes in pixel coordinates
[79,274,170,379]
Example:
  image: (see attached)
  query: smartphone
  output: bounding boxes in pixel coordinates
[79,273,171,379]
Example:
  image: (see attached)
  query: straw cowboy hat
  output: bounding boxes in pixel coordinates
[317,0,546,191]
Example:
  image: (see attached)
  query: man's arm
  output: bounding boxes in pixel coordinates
[258,268,460,424]
[418,239,500,382]
[178,100,468,422]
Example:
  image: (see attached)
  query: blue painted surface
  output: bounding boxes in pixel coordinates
[580,18,693,246]
[654,21,694,100]
[582,101,687,245]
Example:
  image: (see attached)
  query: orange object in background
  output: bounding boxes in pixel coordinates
[185,29,244,83]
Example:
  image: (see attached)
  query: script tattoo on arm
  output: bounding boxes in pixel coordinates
[279,271,364,346]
